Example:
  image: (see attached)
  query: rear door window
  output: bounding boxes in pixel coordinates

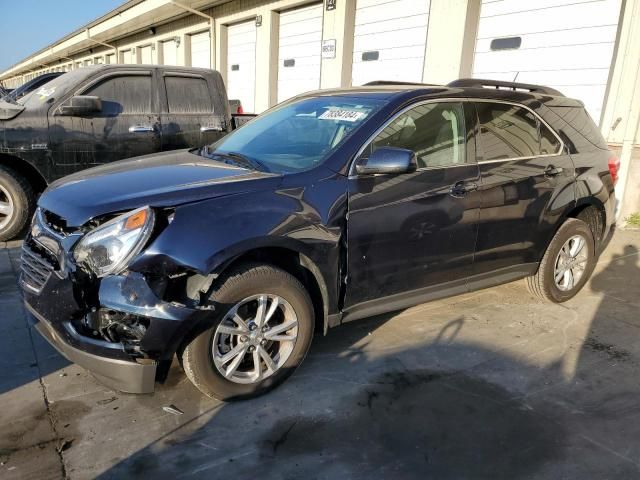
[475,102,541,160]
[83,75,152,115]
[164,76,213,114]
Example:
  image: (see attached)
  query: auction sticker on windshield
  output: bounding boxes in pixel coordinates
[318,109,366,122]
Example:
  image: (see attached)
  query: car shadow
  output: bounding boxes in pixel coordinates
[0,244,70,396]
[93,235,640,479]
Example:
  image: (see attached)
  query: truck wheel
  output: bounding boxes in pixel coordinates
[0,166,35,241]
[526,218,596,303]
[181,264,314,401]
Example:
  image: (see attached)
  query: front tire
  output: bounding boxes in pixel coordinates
[526,218,596,303]
[0,166,35,241]
[181,264,314,401]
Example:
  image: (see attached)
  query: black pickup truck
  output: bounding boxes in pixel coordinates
[0,65,232,240]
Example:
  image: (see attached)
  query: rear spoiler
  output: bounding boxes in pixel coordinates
[448,78,564,96]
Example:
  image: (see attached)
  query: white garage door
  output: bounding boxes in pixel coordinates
[227,20,257,113]
[277,3,323,103]
[120,49,133,64]
[473,0,622,123]
[190,31,211,68]
[139,45,153,64]
[352,0,431,86]
[105,53,116,64]
[162,40,178,66]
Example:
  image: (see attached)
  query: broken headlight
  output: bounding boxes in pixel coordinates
[73,206,155,277]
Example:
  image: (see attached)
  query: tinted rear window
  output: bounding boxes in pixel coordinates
[165,76,213,114]
[476,102,541,160]
[546,106,608,150]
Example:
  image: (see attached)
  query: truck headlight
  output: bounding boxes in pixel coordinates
[74,207,155,277]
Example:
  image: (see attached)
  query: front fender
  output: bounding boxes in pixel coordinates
[130,172,349,315]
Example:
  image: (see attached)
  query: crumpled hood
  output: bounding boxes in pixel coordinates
[39,149,281,226]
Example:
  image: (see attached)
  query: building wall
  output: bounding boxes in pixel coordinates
[1,0,639,217]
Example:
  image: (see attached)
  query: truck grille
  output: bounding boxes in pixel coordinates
[20,242,57,293]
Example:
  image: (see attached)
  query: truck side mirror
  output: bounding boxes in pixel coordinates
[356,146,418,175]
[58,95,102,116]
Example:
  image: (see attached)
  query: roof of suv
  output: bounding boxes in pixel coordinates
[300,78,584,108]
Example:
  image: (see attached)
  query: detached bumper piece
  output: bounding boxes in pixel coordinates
[27,303,157,394]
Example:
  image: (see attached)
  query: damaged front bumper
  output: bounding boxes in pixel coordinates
[26,302,158,393]
[21,242,213,394]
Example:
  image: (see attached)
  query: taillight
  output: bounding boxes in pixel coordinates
[237,104,244,114]
[608,154,621,186]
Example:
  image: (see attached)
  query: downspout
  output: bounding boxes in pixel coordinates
[169,1,215,68]
[613,0,640,221]
[85,29,118,65]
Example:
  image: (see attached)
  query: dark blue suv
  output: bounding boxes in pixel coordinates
[20,79,618,400]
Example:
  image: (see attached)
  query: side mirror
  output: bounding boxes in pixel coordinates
[356,146,417,175]
[58,95,102,116]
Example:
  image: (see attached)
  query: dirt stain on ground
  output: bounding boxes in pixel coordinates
[252,369,566,480]
[584,337,631,361]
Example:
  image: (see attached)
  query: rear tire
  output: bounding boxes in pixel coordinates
[0,166,35,241]
[526,218,596,303]
[181,264,314,401]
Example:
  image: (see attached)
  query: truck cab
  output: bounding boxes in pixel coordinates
[0,65,231,240]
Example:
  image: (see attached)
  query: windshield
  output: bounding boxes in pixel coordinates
[18,69,86,107]
[4,73,62,103]
[206,96,385,173]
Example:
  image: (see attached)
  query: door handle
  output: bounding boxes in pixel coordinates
[128,125,155,133]
[450,181,478,197]
[544,165,564,177]
[200,125,224,132]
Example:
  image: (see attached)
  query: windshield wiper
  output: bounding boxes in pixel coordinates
[200,148,270,173]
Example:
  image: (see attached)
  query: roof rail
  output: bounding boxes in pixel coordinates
[363,80,438,87]
[447,78,564,96]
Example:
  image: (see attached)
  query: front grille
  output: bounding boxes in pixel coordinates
[20,242,57,293]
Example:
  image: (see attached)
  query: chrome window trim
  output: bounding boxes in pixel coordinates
[348,97,565,178]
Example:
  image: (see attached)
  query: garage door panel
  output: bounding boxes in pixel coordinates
[475,25,618,53]
[353,27,430,53]
[191,31,210,68]
[277,3,323,103]
[474,43,618,72]
[140,46,152,64]
[352,0,430,85]
[355,14,429,37]
[121,50,133,64]
[162,40,177,65]
[473,0,621,124]
[353,45,427,65]
[279,32,323,48]
[280,43,324,59]
[471,68,612,87]
[228,21,256,112]
[481,0,617,17]
[355,0,429,23]
[280,19,323,37]
[352,57,425,85]
[477,2,621,38]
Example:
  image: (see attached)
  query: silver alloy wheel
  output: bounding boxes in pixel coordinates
[554,234,589,291]
[0,184,15,231]
[212,294,299,384]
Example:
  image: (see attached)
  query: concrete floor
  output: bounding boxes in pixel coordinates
[1,230,639,479]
